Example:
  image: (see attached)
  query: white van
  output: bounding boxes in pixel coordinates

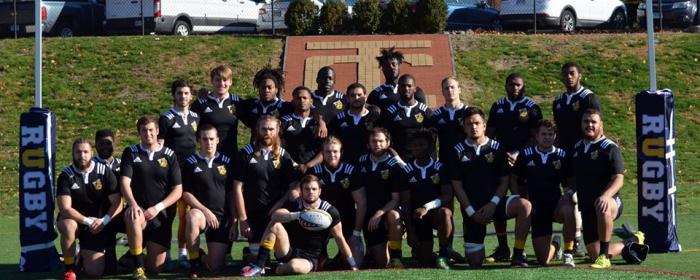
[499,0,627,32]
[106,0,262,35]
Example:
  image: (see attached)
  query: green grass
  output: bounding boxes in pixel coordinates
[0,33,699,278]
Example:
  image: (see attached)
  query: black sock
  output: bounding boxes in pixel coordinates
[389,249,402,259]
[600,241,610,257]
[65,263,75,271]
[439,245,449,257]
[513,248,524,258]
[255,247,271,268]
[134,253,145,269]
[497,234,508,248]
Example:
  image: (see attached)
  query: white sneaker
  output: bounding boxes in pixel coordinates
[552,236,563,261]
[563,253,575,267]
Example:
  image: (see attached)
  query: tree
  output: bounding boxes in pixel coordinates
[286,0,320,35]
[353,0,382,34]
[415,0,447,33]
[381,0,414,34]
[319,0,352,34]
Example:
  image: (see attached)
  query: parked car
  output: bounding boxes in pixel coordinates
[446,0,501,31]
[638,0,698,28]
[499,0,628,32]
[0,0,105,38]
[256,0,324,32]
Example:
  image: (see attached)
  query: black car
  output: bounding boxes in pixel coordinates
[638,0,699,27]
[446,0,501,31]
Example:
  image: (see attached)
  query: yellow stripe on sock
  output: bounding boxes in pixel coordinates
[130,248,143,256]
[565,241,575,251]
[389,240,402,250]
[261,239,275,251]
[188,250,200,261]
[514,239,526,250]
[64,256,75,265]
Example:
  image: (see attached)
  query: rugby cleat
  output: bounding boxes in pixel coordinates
[511,253,529,267]
[241,264,264,277]
[63,269,77,280]
[484,246,511,263]
[436,257,451,270]
[591,254,611,269]
[132,267,148,280]
[387,258,404,269]
[563,253,575,267]
[446,248,466,263]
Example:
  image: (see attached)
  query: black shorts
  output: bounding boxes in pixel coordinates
[278,247,318,271]
[338,207,356,240]
[581,195,623,245]
[246,208,272,243]
[530,194,561,238]
[143,212,175,249]
[412,209,438,242]
[363,210,389,248]
[78,224,115,252]
[203,217,233,245]
[462,196,513,244]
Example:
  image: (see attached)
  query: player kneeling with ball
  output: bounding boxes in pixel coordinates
[241,175,359,276]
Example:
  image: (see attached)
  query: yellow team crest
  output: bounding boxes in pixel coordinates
[590,150,599,160]
[431,173,440,185]
[573,101,580,111]
[519,108,529,121]
[272,159,281,169]
[217,165,227,175]
[381,169,390,180]
[552,160,561,170]
[341,178,350,189]
[334,100,344,110]
[415,114,424,124]
[158,158,168,168]
[484,152,495,163]
[191,121,197,132]
[93,179,103,191]
[228,105,235,115]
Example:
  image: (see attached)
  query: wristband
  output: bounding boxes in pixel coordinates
[423,199,442,211]
[490,196,501,205]
[464,206,475,217]
[101,214,112,225]
[82,217,94,226]
[347,256,357,268]
[154,202,166,213]
[353,230,362,237]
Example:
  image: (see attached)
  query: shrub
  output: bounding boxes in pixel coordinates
[415,0,447,33]
[285,0,320,35]
[380,0,413,34]
[319,0,352,34]
[353,0,382,34]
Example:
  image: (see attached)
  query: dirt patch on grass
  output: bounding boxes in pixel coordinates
[491,56,528,72]
[459,77,481,103]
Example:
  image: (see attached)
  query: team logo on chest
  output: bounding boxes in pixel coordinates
[158,158,168,168]
[484,152,495,163]
[228,105,235,115]
[217,165,227,175]
[590,150,599,160]
[518,108,529,122]
[334,100,344,110]
[272,159,281,169]
[415,114,424,124]
[381,169,390,180]
[431,173,440,185]
[573,101,580,111]
[191,121,197,132]
[341,178,350,189]
[93,179,103,191]
[552,160,561,170]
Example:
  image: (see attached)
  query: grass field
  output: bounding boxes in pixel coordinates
[0,33,699,278]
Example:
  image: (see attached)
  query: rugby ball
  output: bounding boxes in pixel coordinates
[298,209,332,231]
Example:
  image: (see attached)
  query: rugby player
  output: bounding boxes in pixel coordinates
[121,116,183,279]
[400,130,454,269]
[158,79,199,266]
[451,107,533,267]
[181,124,236,278]
[312,66,346,124]
[368,47,427,111]
[94,129,121,176]
[239,67,293,129]
[511,120,577,266]
[58,138,122,280]
[357,128,405,268]
[280,86,323,171]
[233,115,300,263]
[241,175,359,276]
[329,83,381,165]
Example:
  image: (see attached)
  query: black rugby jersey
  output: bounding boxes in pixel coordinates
[280,113,321,164]
[428,104,468,164]
[401,158,448,210]
[312,90,345,123]
[93,156,121,178]
[571,137,624,212]
[57,161,119,217]
[328,109,381,164]
[380,101,432,159]
[451,138,509,207]
[367,83,427,111]
[120,144,182,210]
[511,145,572,200]
[232,144,299,207]
[306,162,361,212]
[158,108,199,161]
[357,153,402,211]
[552,87,602,152]
[190,93,243,157]
[487,97,542,152]
[182,153,233,218]
[283,198,341,260]
[238,98,293,128]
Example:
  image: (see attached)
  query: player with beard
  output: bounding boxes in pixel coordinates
[233,115,300,263]
[367,47,427,111]
[191,65,244,158]
[357,128,405,268]
[241,175,358,276]
[484,73,542,263]
[400,130,454,269]
[511,120,577,267]
[329,83,381,165]
[553,62,602,256]
[58,138,122,280]
[379,74,432,162]
[304,136,367,269]
[281,86,323,172]
[182,124,236,278]
[158,79,200,266]
[451,107,533,267]
[121,116,183,279]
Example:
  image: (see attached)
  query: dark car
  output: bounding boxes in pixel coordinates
[446,0,501,31]
[638,0,698,28]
